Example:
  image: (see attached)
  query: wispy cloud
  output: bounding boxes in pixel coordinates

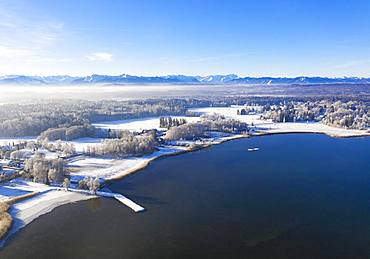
[0,45,35,58]
[332,59,370,69]
[0,1,68,68]
[86,52,114,62]
[0,6,61,47]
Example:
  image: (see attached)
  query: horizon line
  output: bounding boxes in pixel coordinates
[2,74,370,79]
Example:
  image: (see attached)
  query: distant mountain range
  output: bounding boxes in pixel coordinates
[1,74,370,85]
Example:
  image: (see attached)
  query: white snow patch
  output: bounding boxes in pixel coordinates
[0,136,37,145]
[50,137,103,153]
[68,157,115,167]
[69,145,186,181]
[93,116,200,132]
[68,137,104,153]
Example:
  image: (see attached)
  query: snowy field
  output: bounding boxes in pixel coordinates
[190,105,250,118]
[68,137,104,152]
[0,136,37,145]
[68,157,115,168]
[50,137,103,153]
[190,106,264,125]
[93,116,200,131]
[1,180,54,198]
[70,157,146,181]
[0,186,30,201]
[190,106,370,138]
[69,145,187,181]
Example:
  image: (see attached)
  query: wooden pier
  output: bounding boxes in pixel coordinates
[96,191,145,212]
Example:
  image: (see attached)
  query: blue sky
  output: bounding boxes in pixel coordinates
[1,0,370,77]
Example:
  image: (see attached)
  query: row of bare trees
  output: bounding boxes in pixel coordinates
[84,130,158,157]
[159,117,187,129]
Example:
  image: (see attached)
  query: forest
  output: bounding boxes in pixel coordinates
[0,97,368,138]
[260,100,369,129]
[0,99,191,137]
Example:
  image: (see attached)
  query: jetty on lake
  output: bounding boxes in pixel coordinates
[96,191,145,213]
[63,188,145,213]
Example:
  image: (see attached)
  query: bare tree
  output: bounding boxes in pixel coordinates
[63,178,70,191]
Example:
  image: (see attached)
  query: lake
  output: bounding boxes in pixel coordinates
[1,134,370,258]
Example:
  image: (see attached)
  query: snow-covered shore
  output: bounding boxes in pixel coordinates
[7,190,95,236]
[0,133,245,247]
[0,180,96,247]
[257,121,369,138]
[190,106,370,138]
[0,106,368,247]
[68,145,188,181]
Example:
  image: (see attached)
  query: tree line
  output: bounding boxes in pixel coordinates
[159,117,187,129]
[259,100,368,130]
[164,114,249,141]
[0,99,190,137]
[84,130,158,157]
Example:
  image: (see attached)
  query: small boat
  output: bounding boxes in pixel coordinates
[248,147,259,152]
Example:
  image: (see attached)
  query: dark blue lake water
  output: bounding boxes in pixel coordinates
[1,134,370,258]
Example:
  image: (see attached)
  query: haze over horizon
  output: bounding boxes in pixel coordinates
[1,0,370,77]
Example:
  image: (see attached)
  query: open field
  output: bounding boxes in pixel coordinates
[93,116,200,131]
